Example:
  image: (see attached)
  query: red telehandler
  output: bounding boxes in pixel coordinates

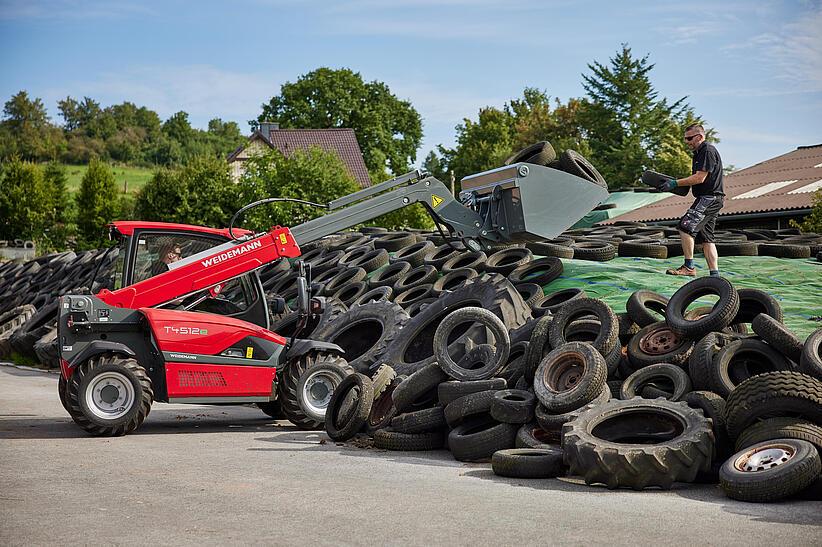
[57,165,607,435]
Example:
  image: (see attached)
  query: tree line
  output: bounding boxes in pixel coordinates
[2,44,740,251]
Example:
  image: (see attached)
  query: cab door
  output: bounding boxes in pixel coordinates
[123,228,269,329]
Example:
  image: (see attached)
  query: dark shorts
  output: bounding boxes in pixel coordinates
[677,195,724,243]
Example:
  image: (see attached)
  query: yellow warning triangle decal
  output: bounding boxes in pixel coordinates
[431,194,444,208]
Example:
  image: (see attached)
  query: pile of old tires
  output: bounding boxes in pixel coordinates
[0,248,118,365]
[311,265,821,503]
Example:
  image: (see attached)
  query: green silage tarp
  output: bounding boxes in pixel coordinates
[539,255,822,340]
[572,190,671,228]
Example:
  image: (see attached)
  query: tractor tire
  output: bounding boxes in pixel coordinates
[296,357,355,424]
[256,400,283,419]
[279,352,351,430]
[562,398,714,489]
[66,354,153,437]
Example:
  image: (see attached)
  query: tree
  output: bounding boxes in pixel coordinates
[791,190,822,233]
[422,150,448,181]
[258,68,422,176]
[0,159,54,244]
[578,44,713,188]
[508,89,592,158]
[77,159,120,247]
[1,91,63,161]
[438,106,516,185]
[42,163,72,249]
[162,111,193,144]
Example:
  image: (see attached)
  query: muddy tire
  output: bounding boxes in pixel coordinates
[66,354,153,437]
[534,342,607,414]
[434,307,510,381]
[325,373,374,441]
[492,447,565,478]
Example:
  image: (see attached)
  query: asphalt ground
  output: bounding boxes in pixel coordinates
[1,364,820,546]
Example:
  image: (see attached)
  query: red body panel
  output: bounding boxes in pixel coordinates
[110,221,252,239]
[98,227,301,309]
[142,308,287,354]
[165,362,277,398]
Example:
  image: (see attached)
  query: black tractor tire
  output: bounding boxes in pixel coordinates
[627,321,694,369]
[391,363,447,414]
[665,277,739,339]
[373,428,445,451]
[66,354,153,437]
[441,251,487,273]
[620,363,692,401]
[448,417,519,461]
[392,265,438,293]
[626,290,669,327]
[709,338,793,398]
[490,389,537,424]
[484,248,533,277]
[391,241,435,268]
[549,298,618,355]
[534,342,607,414]
[492,447,565,478]
[325,373,374,441]
[312,301,409,374]
[800,328,822,380]
[719,439,821,502]
[562,398,714,489]
[571,241,616,262]
[368,261,412,289]
[508,257,563,286]
[724,371,822,441]
[295,357,355,424]
[559,149,607,187]
[279,352,349,430]
[376,274,531,375]
[732,288,783,324]
[434,307,510,381]
[390,407,446,434]
[684,390,732,460]
[751,314,804,363]
[735,417,822,454]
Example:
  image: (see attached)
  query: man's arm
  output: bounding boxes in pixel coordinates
[674,171,708,187]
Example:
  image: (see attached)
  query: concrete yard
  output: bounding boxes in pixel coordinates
[1,364,820,546]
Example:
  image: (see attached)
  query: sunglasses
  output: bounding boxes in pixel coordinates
[684,135,701,142]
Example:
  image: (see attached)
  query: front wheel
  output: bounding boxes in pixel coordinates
[66,355,153,436]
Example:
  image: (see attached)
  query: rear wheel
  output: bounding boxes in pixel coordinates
[66,355,153,436]
[278,352,353,429]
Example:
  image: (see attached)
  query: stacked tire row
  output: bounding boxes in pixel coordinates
[317,270,822,503]
[0,248,118,365]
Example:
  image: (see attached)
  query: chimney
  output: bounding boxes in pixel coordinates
[258,121,280,140]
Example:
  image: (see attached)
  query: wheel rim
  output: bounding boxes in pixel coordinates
[302,370,343,415]
[85,371,135,420]
[639,326,682,354]
[545,352,585,392]
[734,443,795,472]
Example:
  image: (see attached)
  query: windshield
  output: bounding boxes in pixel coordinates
[112,237,128,290]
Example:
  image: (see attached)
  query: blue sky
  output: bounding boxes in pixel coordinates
[1,0,820,171]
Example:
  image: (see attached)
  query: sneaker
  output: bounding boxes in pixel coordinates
[665,265,697,277]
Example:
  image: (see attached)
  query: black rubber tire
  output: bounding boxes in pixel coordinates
[571,241,616,262]
[434,307,510,381]
[391,363,448,414]
[688,332,735,391]
[376,274,531,375]
[626,290,669,328]
[351,286,393,306]
[492,447,565,478]
[627,321,694,369]
[58,374,70,414]
[295,357,355,423]
[724,371,822,441]
[390,406,446,434]
[490,389,537,424]
[438,378,507,406]
[549,298,618,355]
[280,352,351,429]
[484,248,533,276]
[618,240,668,259]
[444,389,499,427]
[66,354,153,437]
[448,417,519,461]
[431,268,478,295]
[733,288,783,324]
[393,265,438,293]
[504,141,557,166]
[665,277,740,339]
[515,422,557,448]
[684,390,732,460]
[709,338,793,398]
[735,417,822,455]
[373,232,417,252]
[322,267,367,296]
[373,428,445,451]
[800,328,822,380]
[325,373,374,441]
[441,251,487,273]
[393,284,436,308]
[256,400,283,419]
[330,281,369,307]
[559,149,606,187]
[562,398,714,489]
[423,244,462,270]
[368,261,412,289]
[525,240,574,259]
[714,241,759,256]
[392,241,435,268]
[514,283,545,308]
[534,342,607,414]
[532,288,586,316]
[620,363,692,401]
[346,248,389,273]
[751,314,804,363]
[535,386,610,432]
[366,376,403,434]
[758,243,811,259]
[10,300,57,359]
[312,301,409,374]
[719,439,821,502]
[508,257,563,286]
[524,315,554,382]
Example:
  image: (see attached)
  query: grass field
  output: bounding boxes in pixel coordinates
[63,164,155,195]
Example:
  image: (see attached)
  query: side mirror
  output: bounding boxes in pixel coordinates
[269,296,286,315]
[296,275,310,314]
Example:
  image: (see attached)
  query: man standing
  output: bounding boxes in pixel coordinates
[661,123,725,277]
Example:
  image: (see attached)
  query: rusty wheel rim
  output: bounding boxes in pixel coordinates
[639,326,682,355]
[734,443,795,472]
[544,351,586,392]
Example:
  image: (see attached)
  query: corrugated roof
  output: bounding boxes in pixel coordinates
[228,128,372,188]
[603,144,822,223]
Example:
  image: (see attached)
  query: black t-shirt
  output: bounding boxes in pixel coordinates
[691,142,724,197]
